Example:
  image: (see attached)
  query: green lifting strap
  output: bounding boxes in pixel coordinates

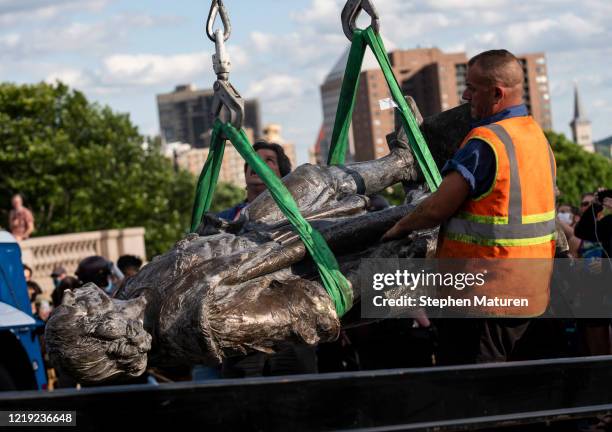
[327,26,442,192]
[190,119,353,317]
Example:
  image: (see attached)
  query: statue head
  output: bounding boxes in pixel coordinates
[45,284,152,384]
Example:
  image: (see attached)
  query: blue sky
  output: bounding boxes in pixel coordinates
[1,0,612,163]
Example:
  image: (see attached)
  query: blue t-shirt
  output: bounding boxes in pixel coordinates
[217,201,248,221]
[441,104,529,198]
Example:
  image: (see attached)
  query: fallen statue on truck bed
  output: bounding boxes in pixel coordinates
[45,101,472,384]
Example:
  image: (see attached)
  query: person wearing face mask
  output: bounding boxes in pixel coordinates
[556,203,581,257]
[75,256,122,296]
[557,204,574,226]
[50,266,67,291]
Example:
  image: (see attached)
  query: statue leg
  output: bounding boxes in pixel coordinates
[247,97,424,224]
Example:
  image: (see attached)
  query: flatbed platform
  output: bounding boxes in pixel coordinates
[1,355,612,431]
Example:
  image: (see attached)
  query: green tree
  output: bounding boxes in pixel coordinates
[210,181,245,213]
[380,184,405,206]
[546,131,612,206]
[0,82,243,258]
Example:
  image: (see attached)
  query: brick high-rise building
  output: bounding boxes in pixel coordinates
[320,48,553,162]
[157,84,262,148]
[517,53,553,131]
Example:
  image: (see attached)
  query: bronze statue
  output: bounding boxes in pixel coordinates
[45,102,472,384]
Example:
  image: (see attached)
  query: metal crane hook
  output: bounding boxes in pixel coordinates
[341,0,380,41]
[206,0,231,42]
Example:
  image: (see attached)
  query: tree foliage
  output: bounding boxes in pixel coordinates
[210,181,245,213]
[380,184,405,206]
[0,82,243,258]
[546,131,612,206]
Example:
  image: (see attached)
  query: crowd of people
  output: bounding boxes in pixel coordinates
[23,255,144,324]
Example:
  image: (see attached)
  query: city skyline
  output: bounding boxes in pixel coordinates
[1,1,611,163]
[321,47,552,162]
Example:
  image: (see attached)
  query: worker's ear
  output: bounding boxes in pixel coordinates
[493,86,504,103]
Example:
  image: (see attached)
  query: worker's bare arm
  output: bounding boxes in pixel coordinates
[382,171,470,241]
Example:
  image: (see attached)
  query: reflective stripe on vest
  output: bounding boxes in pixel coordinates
[444,123,556,247]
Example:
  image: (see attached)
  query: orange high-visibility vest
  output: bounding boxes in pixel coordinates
[437,115,557,317]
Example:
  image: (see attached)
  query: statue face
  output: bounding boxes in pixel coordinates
[45,284,152,384]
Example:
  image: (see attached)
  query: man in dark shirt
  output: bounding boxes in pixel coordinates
[573,191,612,357]
[217,141,292,221]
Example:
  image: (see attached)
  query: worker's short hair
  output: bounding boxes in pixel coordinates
[468,49,524,87]
[245,140,292,178]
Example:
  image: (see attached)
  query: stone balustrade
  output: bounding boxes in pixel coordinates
[20,227,146,293]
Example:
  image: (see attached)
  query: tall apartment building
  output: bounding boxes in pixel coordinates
[518,53,553,132]
[157,84,262,148]
[319,50,384,163]
[320,48,553,162]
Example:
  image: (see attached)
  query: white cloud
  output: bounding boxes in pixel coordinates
[97,43,247,88]
[502,14,604,53]
[4,0,612,160]
[247,74,305,100]
[0,13,182,59]
[0,0,110,26]
[102,52,210,87]
[425,0,507,9]
[248,30,346,68]
[250,31,274,52]
[45,68,91,89]
[246,74,308,116]
[290,0,342,33]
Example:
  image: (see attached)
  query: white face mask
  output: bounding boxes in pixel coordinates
[557,212,572,224]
